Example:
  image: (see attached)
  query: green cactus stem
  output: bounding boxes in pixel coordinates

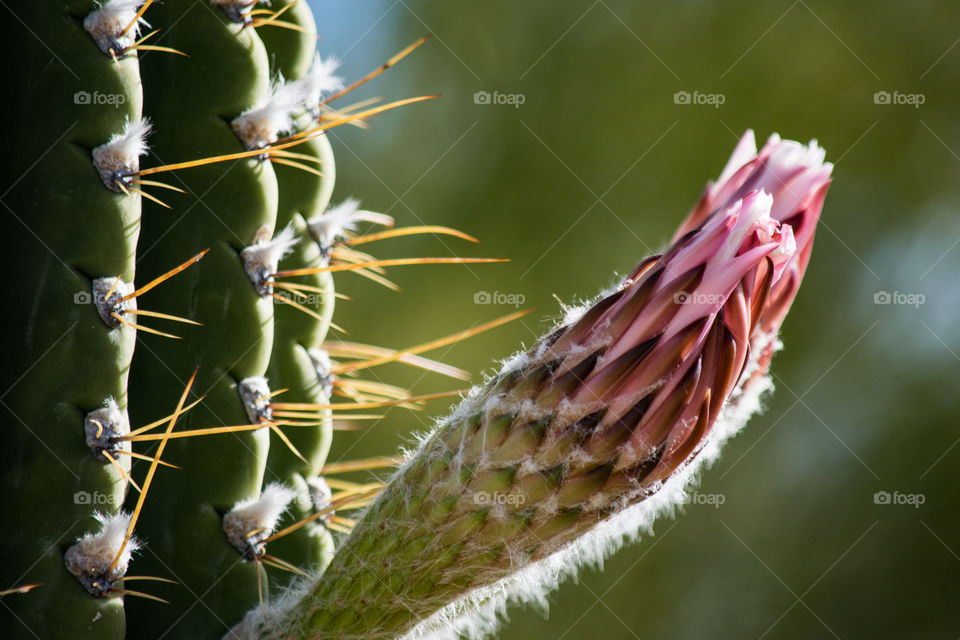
[123,1,278,636]
[0,1,144,636]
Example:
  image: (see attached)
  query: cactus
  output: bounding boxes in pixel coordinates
[0,1,832,638]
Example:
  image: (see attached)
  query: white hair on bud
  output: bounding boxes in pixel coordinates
[92,118,152,190]
[229,319,778,640]
[306,198,394,251]
[377,276,778,640]
[84,0,149,54]
[399,327,779,640]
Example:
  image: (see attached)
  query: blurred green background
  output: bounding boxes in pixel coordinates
[308,1,960,638]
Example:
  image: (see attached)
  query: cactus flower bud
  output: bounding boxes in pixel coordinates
[675,131,832,401]
[677,130,832,334]
[240,133,832,640]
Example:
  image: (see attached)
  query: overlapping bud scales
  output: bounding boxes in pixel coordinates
[250,134,831,640]
[673,131,832,406]
[676,130,832,334]
[526,190,794,485]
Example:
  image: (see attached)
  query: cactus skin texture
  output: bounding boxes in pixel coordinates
[249,136,832,640]
[0,1,142,637]
[122,1,278,637]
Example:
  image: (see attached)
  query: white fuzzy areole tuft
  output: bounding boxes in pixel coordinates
[84,0,148,54]
[237,375,274,423]
[232,56,342,149]
[91,276,135,328]
[306,198,394,254]
[292,55,343,117]
[65,511,138,596]
[307,348,335,397]
[306,476,335,523]
[223,483,298,557]
[84,397,131,461]
[241,225,299,295]
[231,78,304,150]
[92,119,152,191]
